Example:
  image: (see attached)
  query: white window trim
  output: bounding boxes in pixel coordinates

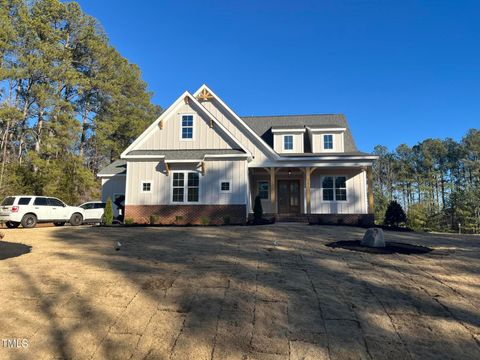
[179,114,195,141]
[220,179,232,193]
[257,180,270,200]
[322,134,335,152]
[320,175,348,202]
[170,171,201,203]
[283,134,295,152]
[141,181,152,193]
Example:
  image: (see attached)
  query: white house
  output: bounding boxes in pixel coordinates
[98,85,378,225]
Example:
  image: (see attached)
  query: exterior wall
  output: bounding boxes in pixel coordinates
[138,102,237,150]
[310,168,367,214]
[101,176,126,217]
[273,133,304,153]
[125,204,246,225]
[311,131,344,153]
[125,159,248,206]
[201,99,273,165]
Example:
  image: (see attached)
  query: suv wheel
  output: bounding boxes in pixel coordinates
[69,213,83,226]
[21,214,37,228]
[5,221,20,229]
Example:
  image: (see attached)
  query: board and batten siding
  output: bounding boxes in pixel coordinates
[138,102,238,150]
[311,132,344,153]
[273,133,304,153]
[310,169,367,214]
[126,159,248,206]
[101,176,126,216]
[201,99,272,164]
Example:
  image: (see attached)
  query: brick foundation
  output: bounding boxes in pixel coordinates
[124,205,247,225]
[308,214,375,227]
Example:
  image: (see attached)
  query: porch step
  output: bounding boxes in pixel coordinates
[275,214,309,223]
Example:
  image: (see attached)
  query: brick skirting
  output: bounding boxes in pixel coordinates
[308,214,375,227]
[124,205,247,225]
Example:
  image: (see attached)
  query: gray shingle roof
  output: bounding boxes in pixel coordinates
[97,160,126,176]
[127,149,246,160]
[241,114,358,153]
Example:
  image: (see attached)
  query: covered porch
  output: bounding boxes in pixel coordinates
[248,166,374,223]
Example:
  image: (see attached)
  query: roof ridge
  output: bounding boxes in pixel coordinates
[241,113,343,118]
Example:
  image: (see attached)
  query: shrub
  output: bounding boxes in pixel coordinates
[124,217,134,225]
[383,200,407,227]
[199,216,210,226]
[150,215,160,225]
[223,216,231,225]
[253,195,263,221]
[175,215,184,224]
[104,197,114,225]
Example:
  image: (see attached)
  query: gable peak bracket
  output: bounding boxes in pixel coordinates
[196,88,213,101]
[159,119,164,130]
[184,96,190,105]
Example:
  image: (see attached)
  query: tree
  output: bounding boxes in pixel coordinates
[253,195,263,221]
[103,197,113,225]
[383,200,407,227]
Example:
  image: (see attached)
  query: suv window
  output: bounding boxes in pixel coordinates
[80,203,94,210]
[94,203,106,209]
[48,198,65,207]
[1,197,15,206]
[18,197,32,205]
[33,197,48,206]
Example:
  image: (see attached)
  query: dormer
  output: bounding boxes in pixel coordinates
[307,126,346,153]
[272,126,306,154]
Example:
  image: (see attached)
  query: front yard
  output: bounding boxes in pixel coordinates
[0,224,479,359]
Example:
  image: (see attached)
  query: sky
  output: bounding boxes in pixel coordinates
[75,0,480,152]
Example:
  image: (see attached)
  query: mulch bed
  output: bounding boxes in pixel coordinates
[0,241,31,260]
[326,240,432,255]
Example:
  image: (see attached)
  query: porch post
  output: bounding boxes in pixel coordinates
[305,167,312,214]
[269,167,276,213]
[366,166,374,214]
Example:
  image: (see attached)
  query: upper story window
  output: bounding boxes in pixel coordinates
[323,134,333,150]
[181,115,194,140]
[283,135,293,151]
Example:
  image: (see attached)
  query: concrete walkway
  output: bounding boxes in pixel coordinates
[0,224,479,359]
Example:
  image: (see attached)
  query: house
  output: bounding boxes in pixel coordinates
[98,85,378,225]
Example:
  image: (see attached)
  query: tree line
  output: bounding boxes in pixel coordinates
[0,0,161,205]
[373,129,480,233]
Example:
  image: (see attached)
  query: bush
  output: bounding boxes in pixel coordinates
[383,200,407,227]
[253,195,263,221]
[124,217,134,225]
[223,216,231,225]
[175,215,184,224]
[199,216,210,226]
[150,215,160,225]
[104,197,114,225]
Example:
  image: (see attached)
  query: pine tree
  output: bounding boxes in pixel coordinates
[104,197,113,225]
[384,200,407,227]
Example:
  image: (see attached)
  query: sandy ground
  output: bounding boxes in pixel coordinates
[0,224,479,360]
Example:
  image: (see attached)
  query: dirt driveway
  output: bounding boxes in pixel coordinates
[0,224,479,359]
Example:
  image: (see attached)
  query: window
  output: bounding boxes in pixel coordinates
[172,172,200,203]
[1,197,15,206]
[322,176,347,201]
[48,198,65,207]
[94,203,106,209]
[220,181,231,192]
[18,197,31,205]
[258,181,269,200]
[181,115,193,139]
[323,134,333,150]
[33,197,48,206]
[80,203,94,210]
[283,135,293,150]
[141,182,151,192]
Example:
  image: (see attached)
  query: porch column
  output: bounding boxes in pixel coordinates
[269,167,276,213]
[366,166,374,214]
[305,167,312,214]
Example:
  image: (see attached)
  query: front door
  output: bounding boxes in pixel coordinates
[278,180,301,214]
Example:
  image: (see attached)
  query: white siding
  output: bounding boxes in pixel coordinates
[201,99,273,164]
[310,169,367,214]
[101,176,126,216]
[273,133,304,153]
[126,159,248,205]
[311,132,344,153]
[138,102,237,150]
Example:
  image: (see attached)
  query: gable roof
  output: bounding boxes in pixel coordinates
[241,114,358,153]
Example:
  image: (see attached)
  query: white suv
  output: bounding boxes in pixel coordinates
[0,196,85,228]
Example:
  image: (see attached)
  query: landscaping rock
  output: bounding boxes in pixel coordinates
[361,228,385,248]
